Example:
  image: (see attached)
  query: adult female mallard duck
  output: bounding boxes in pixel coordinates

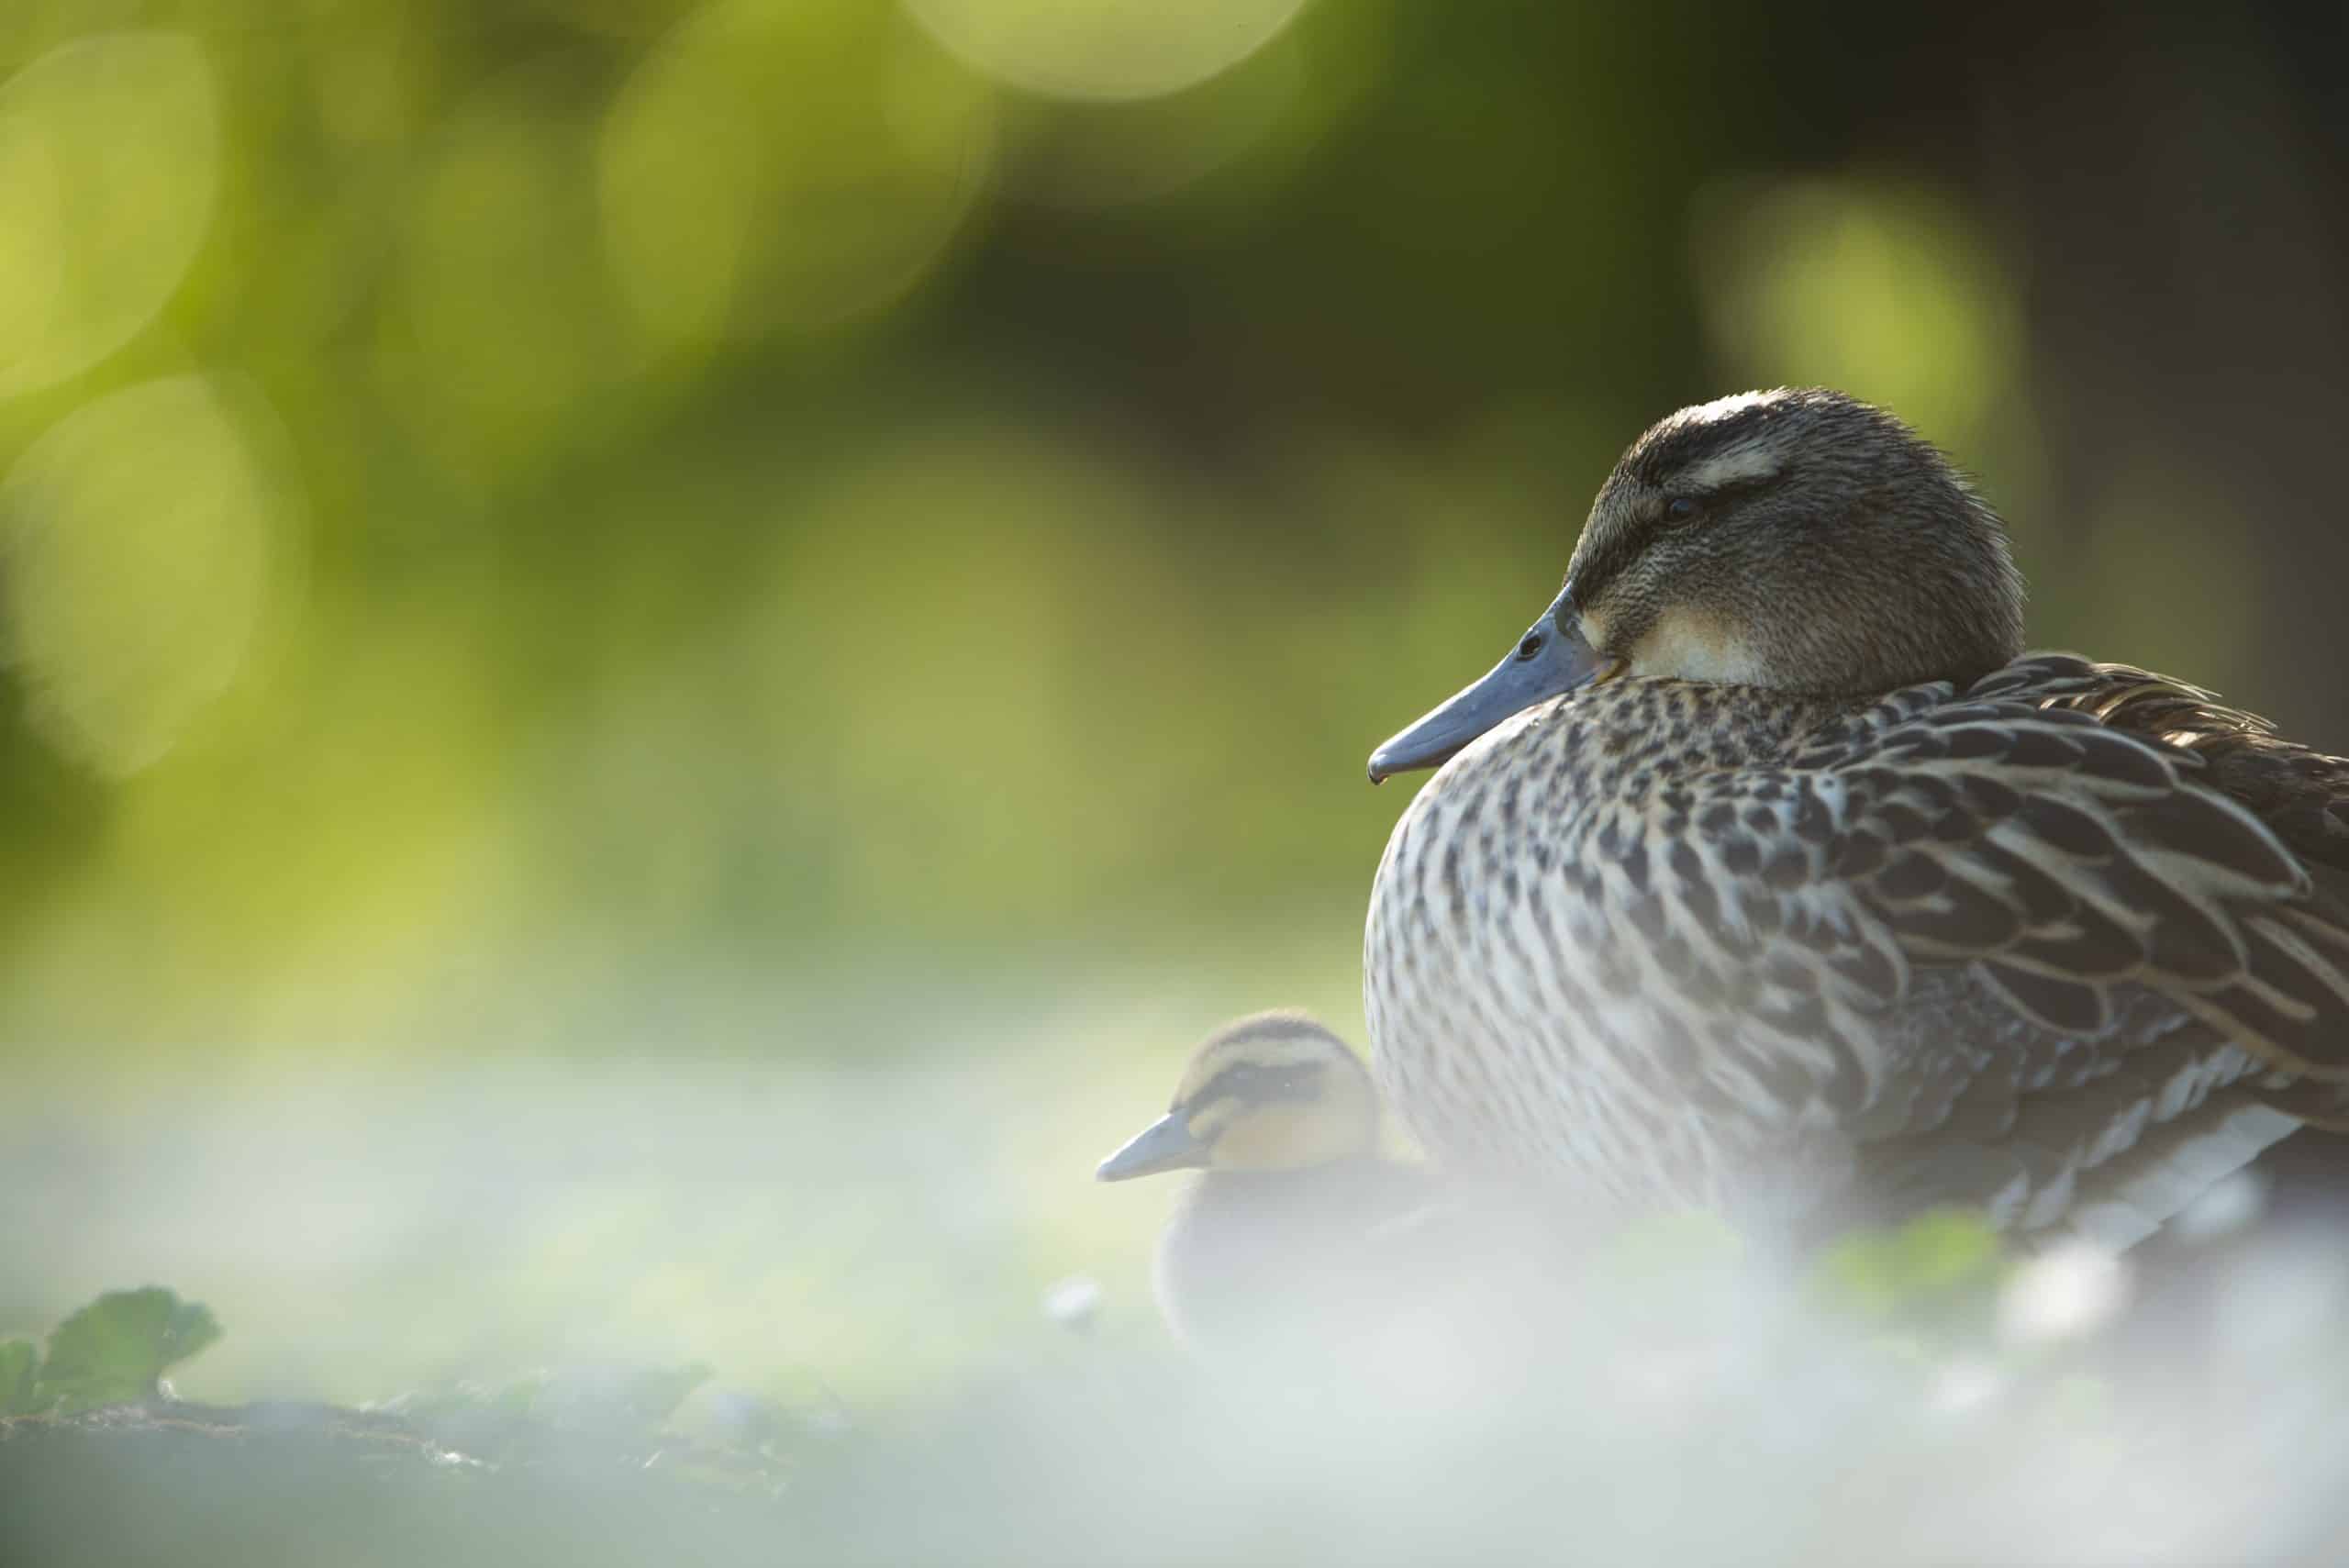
[1364,388,2349,1250]
[1097,1012,1441,1372]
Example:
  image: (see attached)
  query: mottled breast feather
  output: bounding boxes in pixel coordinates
[1364,655,2349,1242]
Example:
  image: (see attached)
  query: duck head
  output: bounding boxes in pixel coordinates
[1096,1012,1381,1181]
[1367,388,2027,781]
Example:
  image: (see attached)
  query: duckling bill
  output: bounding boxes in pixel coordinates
[1097,1108,1208,1181]
[1096,1012,1434,1373]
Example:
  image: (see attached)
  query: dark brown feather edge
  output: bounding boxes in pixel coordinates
[1829,654,2349,1083]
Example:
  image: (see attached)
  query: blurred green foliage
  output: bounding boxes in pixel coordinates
[1814,1209,2005,1338]
[0,1336,34,1415]
[0,0,2094,1067]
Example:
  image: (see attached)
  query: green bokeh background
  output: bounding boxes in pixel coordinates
[1,0,2344,1414]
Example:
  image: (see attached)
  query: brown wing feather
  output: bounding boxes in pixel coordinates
[1651,664,2343,1238]
[1780,664,2349,1084]
[1976,653,2349,876]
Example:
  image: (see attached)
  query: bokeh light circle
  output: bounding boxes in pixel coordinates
[0,376,279,774]
[0,34,219,396]
[900,0,1310,101]
[601,0,996,349]
[1688,175,2024,449]
[373,67,642,484]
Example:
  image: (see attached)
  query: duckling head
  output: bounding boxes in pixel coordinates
[1096,1012,1380,1181]
[1369,387,2027,779]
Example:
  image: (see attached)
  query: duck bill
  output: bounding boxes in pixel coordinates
[1096,1113,1208,1182]
[1367,588,1613,783]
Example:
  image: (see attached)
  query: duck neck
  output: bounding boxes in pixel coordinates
[1187,1153,1396,1200]
[1538,679,1847,803]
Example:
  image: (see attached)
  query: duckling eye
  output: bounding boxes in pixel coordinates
[1516,631,1545,661]
[1663,495,1701,523]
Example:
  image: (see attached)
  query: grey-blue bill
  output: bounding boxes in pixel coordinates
[1367,586,1616,782]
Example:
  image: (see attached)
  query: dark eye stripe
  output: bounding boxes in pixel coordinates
[1184,1061,1322,1112]
[1568,529,1638,613]
[1571,468,1790,611]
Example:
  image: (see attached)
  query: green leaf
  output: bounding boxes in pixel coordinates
[1814,1208,2004,1329]
[35,1288,222,1412]
[0,1338,38,1415]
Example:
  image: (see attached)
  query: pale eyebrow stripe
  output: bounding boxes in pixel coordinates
[1676,442,1784,492]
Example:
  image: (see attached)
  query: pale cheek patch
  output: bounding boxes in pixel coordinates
[1187,1102,1234,1142]
[1627,606,1765,684]
[1209,1112,1291,1170]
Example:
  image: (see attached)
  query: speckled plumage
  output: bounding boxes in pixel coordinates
[1365,391,2349,1249]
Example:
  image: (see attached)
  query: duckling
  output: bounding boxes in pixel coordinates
[1364,388,2349,1250]
[1096,1012,1441,1374]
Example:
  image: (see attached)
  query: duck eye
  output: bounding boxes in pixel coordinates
[1664,495,1700,523]
[1516,631,1545,660]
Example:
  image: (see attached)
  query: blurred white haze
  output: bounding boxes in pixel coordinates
[15,1001,2349,1566]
